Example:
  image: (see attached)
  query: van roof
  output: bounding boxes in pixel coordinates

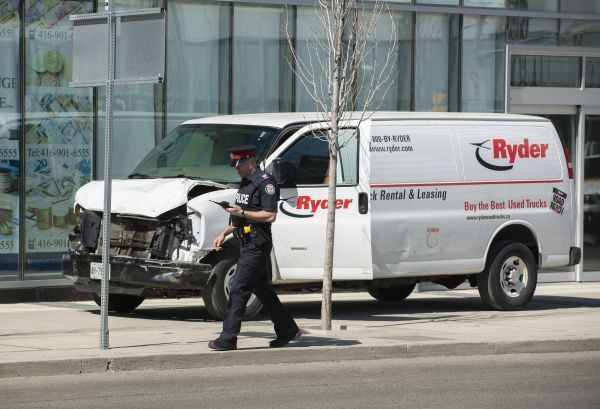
[183,112,550,129]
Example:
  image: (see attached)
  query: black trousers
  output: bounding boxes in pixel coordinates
[220,240,297,342]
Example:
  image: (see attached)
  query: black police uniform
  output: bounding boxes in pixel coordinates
[219,168,298,344]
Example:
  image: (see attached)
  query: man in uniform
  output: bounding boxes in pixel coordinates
[208,145,301,351]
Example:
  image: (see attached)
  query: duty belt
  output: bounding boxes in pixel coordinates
[233,224,269,246]
[233,225,252,245]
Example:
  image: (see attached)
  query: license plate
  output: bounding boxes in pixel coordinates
[90,262,109,280]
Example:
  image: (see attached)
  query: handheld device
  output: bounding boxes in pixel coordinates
[209,200,232,209]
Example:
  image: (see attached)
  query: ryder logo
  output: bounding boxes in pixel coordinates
[279,195,353,218]
[471,138,549,171]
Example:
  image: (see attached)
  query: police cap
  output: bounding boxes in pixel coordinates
[228,144,256,167]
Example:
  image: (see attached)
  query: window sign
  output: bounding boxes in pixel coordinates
[24,0,93,276]
[0,0,20,278]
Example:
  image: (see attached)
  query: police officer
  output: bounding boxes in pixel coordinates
[208,145,301,351]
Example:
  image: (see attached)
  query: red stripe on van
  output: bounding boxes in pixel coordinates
[370,179,564,188]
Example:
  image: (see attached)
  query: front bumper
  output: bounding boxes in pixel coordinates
[62,252,212,295]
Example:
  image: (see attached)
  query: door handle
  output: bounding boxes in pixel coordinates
[358,192,368,214]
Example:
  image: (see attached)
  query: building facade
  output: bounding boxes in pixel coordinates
[1,0,599,285]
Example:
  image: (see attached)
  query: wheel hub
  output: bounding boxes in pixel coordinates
[500,256,528,298]
[223,264,257,306]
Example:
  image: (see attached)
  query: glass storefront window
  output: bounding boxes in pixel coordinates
[415,13,459,112]
[232,4,292,113]
[508,17,558,45]
[511,55,581,87]
[560,20,600,47]
[356,11,412,111]
[167,1,230,132]
[295,7,330,111]
[115,0,162,11]
[561,1,600,14]
[506,0,557,12]
[416,0,459,5]
[97,84,163,180]
[586,58,600,89]
[462,15,506,112]
[24,0,93,279]
[584,115,600,272]
[0,0,20,280]
[464,0,505,8]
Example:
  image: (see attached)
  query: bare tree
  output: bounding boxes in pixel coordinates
[284,0,398,330]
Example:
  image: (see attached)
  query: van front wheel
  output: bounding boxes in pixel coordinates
[478,241,537,311]
[201,257,263,320]
[367,283,416,302]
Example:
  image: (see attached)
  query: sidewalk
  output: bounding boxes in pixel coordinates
[1,282,599,378]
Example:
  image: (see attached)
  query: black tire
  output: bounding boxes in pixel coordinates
[478,241,537,311]
[367,283,416,302]
[201,257,263,320]
[92,293,145,313]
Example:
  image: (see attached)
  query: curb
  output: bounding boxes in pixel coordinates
[2,338,599,379]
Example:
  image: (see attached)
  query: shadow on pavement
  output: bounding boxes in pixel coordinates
[238,331,360,349]
[86,292,600,324]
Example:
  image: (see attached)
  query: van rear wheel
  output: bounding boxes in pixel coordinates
[478,241,537,311]
[201,257,263,320]
[367,283,416,302]
[92,293,145,313]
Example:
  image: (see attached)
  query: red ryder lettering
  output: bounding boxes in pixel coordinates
[493,138,548,164]
[296,195,352,213]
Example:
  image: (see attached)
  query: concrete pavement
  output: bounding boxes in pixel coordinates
[0,282,599,378]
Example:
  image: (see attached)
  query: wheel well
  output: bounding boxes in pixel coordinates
[200,239,240,270]
[489,224,539,266]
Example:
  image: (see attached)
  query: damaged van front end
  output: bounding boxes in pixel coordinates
[62,121,279,314]
[61,177,231,303]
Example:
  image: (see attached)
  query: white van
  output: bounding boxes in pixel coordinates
[63,112,580,317]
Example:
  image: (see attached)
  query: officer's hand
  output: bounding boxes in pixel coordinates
[213,233,225,251]
[225,204,244,217]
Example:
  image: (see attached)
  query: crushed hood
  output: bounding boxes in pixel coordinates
[75,178,207,218]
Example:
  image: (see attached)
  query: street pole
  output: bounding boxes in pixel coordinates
[100,0,116,350]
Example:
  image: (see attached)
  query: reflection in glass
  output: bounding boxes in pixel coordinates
[506,0,557,12]
[415,13,459,112]
[295,7,330,111]
[462,15,505,112]
[233,4,292,113]
[560,20,600,47]
[355,11,412,111]
[0,0,20,279]
[561,1,600,14]
[24,0,93,278]
[511,56,581,87]
[416,0,459,5]
[586,58,600,89]
[97,84,163,180]
[464,0,505,7]
[584,116,600,272]
[167,1,229,131]
[508,17,558,45]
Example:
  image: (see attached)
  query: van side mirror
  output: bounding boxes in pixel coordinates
[267,159,297,186]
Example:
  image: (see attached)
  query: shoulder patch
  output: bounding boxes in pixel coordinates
[265,184,276,195]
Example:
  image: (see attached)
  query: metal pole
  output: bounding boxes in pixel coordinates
[575,107,585,282]
[100,0,116,350]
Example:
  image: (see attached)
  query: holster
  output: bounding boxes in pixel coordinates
[249,224,268,246]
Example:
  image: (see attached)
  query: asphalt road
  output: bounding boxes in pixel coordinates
[2,352,599,409]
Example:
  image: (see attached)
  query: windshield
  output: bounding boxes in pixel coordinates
[131,124,278,183]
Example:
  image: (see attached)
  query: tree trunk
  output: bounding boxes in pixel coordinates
[321,1,346,331]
